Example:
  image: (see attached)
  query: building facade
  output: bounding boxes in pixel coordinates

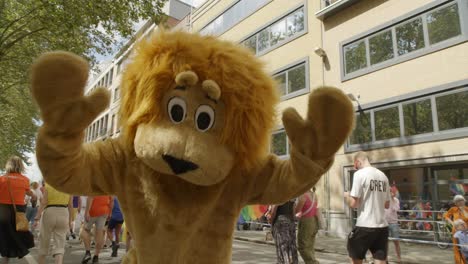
[85,0,468,239]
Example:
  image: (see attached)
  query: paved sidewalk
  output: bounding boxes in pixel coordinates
[233,230,453,264]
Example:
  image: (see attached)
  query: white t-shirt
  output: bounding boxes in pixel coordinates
[350,166,391,228]
[384,197,400,224]
[25,188,43,207]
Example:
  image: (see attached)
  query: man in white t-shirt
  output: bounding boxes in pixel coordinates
[344,151,391,264]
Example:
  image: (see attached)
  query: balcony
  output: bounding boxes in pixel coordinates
[315,0,361,20]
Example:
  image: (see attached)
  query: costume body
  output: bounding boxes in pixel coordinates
[31,31,354,263]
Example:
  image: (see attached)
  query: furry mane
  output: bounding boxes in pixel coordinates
[120,30,279,170]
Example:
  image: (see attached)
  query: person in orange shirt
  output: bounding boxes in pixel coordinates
[80,195,112,264]
[0,156,36,263]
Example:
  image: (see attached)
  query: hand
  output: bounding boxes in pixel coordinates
[31,52,110,134]
[344,192,350,198]
[282,87,354,160]
[33,218,40,229]
[85,212,90,222]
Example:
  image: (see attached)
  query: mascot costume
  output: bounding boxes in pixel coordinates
[30,31,354,263]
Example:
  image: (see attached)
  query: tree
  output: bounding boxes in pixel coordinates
[0,0,168,167]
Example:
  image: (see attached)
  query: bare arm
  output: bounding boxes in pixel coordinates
[35,189,48,222]
[32,52,126,196]
[294,194,306,215]
[346,196,360,209]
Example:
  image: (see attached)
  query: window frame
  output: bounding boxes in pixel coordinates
[271,57,310,101]
[340,0,468,81]
[345,81,468,152]
[240,3,308,57]
[199,0,272,36]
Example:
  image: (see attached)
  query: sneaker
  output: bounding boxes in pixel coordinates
[81,253,91,264]
[111,244,119,257]
[92,255,99,263]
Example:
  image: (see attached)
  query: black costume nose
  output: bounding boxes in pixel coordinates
[162,155,199,174]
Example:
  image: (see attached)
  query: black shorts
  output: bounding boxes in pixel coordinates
[347,226,389,260]
[108,219,124,230]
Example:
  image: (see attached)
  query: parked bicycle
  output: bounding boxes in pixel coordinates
[434,220,452,249]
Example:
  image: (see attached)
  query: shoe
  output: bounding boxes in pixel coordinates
[92,255,99,263]
[71,233,76,239]
[81,253,91,264]
[111,244,119,257]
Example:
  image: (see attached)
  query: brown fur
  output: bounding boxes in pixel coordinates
[30,31,354,263]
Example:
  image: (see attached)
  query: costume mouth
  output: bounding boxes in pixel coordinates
[162,154,199,174]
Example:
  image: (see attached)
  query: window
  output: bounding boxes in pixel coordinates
[200,0,270,36]
[342,1,465,78]
[396,18,424,56]
[110,114,115,135]
[369,29,394,65]
[349,112,372,145]
[426,3,461,45]
[243,35,257,53]
[241,7,305,55]
[436,90,468,131]
[109,68,114,85]
[344,40,366,74]
[273,61,308,99]
[271,130,288,156]
[403,99,433,136]
[347,86,468,151]
[114,86,120,102]
[374,106,400,141]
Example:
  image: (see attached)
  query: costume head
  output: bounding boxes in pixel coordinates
[120,31,279,186]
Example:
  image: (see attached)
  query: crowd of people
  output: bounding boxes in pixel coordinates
[0,156,132,264]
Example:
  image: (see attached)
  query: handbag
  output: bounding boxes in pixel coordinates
[6,175,30,232]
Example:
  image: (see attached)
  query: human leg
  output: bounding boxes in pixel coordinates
[93,216,107,257]
[347,227,369,264]
[369,227,389,264]
[298,217,319,264]
[51,208,69,264]
[38,210,53,264]
[80,219,94,263]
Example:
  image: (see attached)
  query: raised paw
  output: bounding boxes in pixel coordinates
[282,86,354,159]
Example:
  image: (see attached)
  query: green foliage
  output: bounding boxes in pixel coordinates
[0,0,168,166]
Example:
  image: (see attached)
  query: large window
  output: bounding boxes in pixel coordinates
[200,0,270,36]
[271,130,288,156]
[347,86,468,150]
[436,90,468,131]
[342,0,465,79]
[403,99,433,136]
[241,7,305,55]
[273,60,308,99]
[349,112,372,145]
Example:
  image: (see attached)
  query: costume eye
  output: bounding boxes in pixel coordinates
[195,105,215,132]
[167,97,187,124]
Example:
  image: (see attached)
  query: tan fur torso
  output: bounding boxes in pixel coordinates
[117,159,246,264]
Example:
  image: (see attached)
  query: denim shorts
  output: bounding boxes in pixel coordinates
[388,223,400,238]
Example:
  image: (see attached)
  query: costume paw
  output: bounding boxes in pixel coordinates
[31,52,110,133]
[282,86,354,159]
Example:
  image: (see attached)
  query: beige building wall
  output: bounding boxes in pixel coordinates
[320,0,468,236]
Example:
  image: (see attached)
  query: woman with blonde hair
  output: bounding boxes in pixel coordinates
[445,194,468,264]
[0,156,36,263]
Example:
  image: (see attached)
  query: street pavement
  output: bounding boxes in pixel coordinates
[2,237,348,264]
[1,230,454,263]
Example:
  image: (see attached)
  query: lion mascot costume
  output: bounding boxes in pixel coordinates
[30,31,354,263]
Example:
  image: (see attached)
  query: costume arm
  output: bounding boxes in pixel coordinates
[32,52,125,195]
[244,87,354,205]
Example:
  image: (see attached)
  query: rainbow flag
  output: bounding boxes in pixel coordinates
[449,177,465,195]
[240,205,268,222]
